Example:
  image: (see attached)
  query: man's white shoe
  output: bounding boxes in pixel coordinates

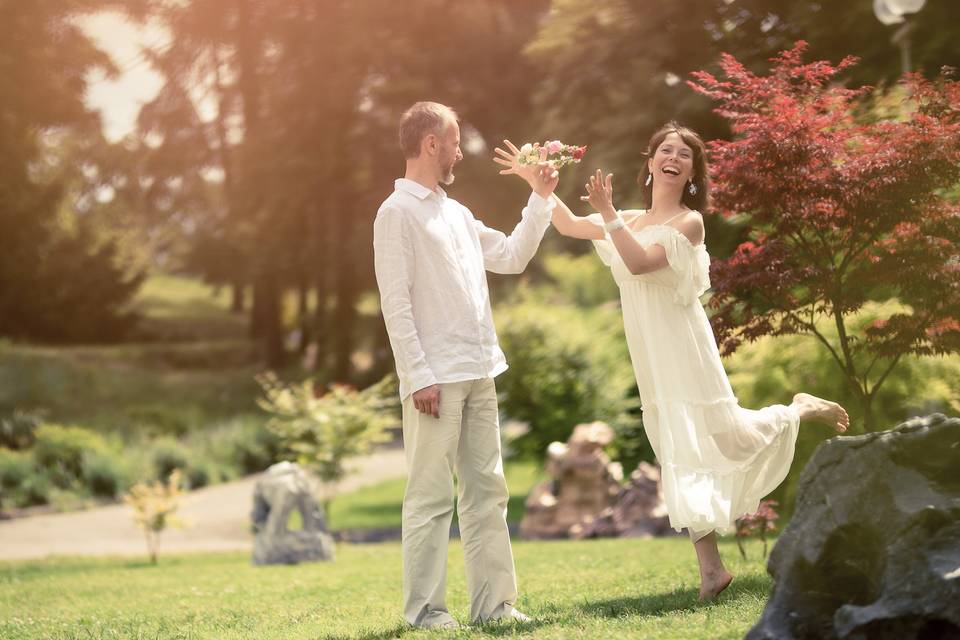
[508,608,532,623]
[426,619,461,630]
[492,608,532,623]
[417,615,461,630]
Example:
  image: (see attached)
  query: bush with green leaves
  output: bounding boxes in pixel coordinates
[726,300,960,517]
[0,447,37,508]
[257,374,397,505]
[32,424,109,489]
[538,252,620,309]
[149,437,190,483]
[80,449,128,499]
[495,288,641,460]
[148,436,227,491]
[0,408,43,450]
[188,417,282,475]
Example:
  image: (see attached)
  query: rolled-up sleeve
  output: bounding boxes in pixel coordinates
[373,206,436,396]
[473,191,555,274]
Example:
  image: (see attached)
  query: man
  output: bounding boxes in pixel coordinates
[373,101,558,629]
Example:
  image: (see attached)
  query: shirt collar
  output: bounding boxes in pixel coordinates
[395,178,446,201]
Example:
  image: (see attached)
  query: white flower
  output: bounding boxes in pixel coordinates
[520,143,533,155]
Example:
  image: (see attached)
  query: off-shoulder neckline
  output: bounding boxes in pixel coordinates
[622,210,705,249]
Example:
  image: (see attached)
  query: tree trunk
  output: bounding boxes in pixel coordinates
[231,280,245,313]
[255,273,285,368]
[312,269,328,373]
[212,45,246,321]
[332,261,356,382]
[236,0,283,366]
[297,278,310,353]
[862,392,876,433]
[331,165,355,382]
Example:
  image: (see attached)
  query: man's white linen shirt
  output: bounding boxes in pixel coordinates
[374,178,555,399]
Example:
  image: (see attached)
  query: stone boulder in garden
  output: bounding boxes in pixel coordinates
[747,414,960,640]
[570,461,673,539]
[251,461,335,565]
[520,422,623,539]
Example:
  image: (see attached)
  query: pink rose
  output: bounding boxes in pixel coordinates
[545,140,563,155]
[572,145,586,161]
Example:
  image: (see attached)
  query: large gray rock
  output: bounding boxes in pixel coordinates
[747,414,960,640]
[251,461,335,565]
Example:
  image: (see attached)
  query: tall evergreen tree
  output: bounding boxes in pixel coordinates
[0,1,144,342]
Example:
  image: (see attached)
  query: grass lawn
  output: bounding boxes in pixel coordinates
[329,460,545,531]
[0,537,774,640]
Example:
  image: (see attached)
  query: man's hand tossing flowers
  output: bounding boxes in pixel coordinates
[493,139,587,182]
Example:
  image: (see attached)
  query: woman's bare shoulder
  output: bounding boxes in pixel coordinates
[677,210,705,245]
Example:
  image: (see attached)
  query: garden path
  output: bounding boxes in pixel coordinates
[0,447,406,560]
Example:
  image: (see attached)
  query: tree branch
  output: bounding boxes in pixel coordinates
[807,314,863,395]
[867,350,906,401]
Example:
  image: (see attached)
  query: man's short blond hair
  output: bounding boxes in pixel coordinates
[398,102,458,159]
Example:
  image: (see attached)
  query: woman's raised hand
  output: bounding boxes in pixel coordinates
[581,169,615,215]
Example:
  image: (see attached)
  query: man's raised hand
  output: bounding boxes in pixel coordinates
[494,140,558,199]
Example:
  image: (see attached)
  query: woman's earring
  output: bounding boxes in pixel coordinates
[645,174,652,187]
[687,181,698,196]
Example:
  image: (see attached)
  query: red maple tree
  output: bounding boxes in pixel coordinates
[689,42,960,431]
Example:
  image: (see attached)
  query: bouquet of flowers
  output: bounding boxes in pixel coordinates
[516,140,587,168]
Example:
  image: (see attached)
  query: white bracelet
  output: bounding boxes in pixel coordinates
[603,215,625,232]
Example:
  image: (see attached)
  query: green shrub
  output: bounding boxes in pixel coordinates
[606,418,653,477]
[257,374,396,504]
[81,449,128,499]
[0,408,43,450]
[232,424,282,474]
[150,438,190,481]
[33,424,108,488]
[540,252,620,308]
[18,469,51,508]
[0,448,35,508]
[495,290,641,459]
[185,462,211,490]
[183,458,233,490]
[194,417,281,475]
[725,303,960,518]
[122,403,201,438]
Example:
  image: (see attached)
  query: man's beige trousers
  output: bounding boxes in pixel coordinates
[401,377,517,626]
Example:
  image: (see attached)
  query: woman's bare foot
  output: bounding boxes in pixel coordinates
[699,570,733,601]
[792,392,850,433]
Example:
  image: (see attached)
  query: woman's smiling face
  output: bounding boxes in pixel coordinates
[648,131,695,186]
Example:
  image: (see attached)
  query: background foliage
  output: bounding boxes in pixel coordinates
[1,1,958,523]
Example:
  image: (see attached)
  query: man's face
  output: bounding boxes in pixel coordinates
[437,119,463,186]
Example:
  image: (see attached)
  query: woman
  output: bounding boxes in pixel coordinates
[495,124,849,600]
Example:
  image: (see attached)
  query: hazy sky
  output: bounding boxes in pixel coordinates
[79,11,168,142]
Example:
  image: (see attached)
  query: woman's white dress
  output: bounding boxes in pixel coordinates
[589,212,800,540]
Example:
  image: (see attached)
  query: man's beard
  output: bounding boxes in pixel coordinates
[440,163,456,186]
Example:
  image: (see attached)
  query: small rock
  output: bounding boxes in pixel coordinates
[251,461,335,565]
[520,422,625,539]
[572,462,673,540]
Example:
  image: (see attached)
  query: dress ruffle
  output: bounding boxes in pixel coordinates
[636,225,710,306]
[586,214,710,306]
